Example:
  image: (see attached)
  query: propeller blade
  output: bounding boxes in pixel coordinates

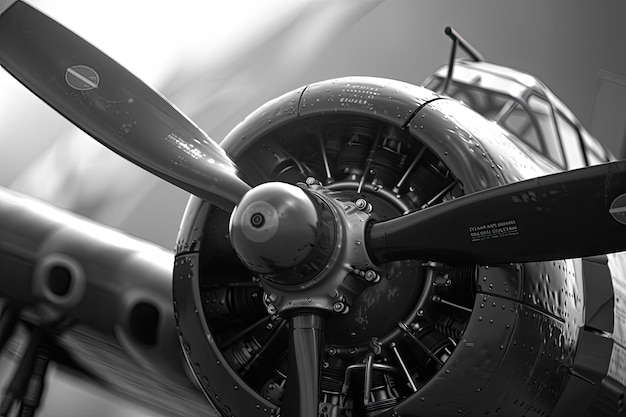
[368,160,626,264]
[0,1,250,211]
[282,312,325,417]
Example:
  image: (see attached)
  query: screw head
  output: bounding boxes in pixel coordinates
[333,301,345,312]
[364,269,379,282]
[355,198,372,212]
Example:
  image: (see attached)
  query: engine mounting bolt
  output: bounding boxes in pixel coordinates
[267,293,277,302]
[364,270,380,283]
[355,198,372,212]
[305,176,318,186]
[333,301,346,313]
[267,304,277,315]
[328,347,337,356]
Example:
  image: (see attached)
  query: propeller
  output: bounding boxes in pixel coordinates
[0,1,250,212]
[0,3,326,415]
[368,160,626,265]
[282,313,325,417]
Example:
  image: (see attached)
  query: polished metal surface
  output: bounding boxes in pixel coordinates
[175,75,626,416]
[230,182,337,285]
[0,1,250,212]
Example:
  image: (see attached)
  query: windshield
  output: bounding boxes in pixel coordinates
[425,76,565,167]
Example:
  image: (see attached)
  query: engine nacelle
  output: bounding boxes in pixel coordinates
[173,77,601,417]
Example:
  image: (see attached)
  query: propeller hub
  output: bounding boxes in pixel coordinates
[229,182,338,286]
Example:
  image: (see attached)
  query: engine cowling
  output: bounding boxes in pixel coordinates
[173,77,583,417]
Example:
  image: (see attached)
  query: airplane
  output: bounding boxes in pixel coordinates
[1,1,626,417]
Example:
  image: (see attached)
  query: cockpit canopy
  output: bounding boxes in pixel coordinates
[424,60,612,169]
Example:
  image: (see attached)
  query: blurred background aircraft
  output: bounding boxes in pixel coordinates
[0,1,625,416]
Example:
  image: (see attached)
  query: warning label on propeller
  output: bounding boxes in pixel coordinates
[469,219,519,242]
